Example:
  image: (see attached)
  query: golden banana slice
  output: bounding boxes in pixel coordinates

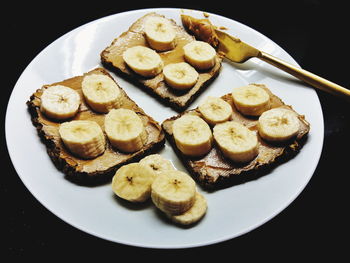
[40,85,80,120]
[198,96,233,125]
[104,108,147,153]
[183,40,216,70]
[163,62,199,90]
[81,74,122,113]
[139,154,175,176]
[151,170,196,215]
[258,108,300,142]
[172,114,213,157]
[144,16,176,51]
[58,120,105,159]
[231,84,271,116]
[122,45,163,77]
[213,121,259,163]
[112,163,156,202]
[167,192,207,225]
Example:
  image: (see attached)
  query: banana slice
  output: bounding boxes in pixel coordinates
[81,74,122,113]
[198,96,233,125]
[151,170,196,215]
[122,45,163,77]
[213,121,259,163]
[144,16,176,51]
[139,154,175,176]
[167,192,207,225]
[112,163,156,202]
[172,114,213,157]
[40,85,80,120]
[163,62,199,90]
[258,108,300,142]
[104,108,147,153]
[183,40,216,70]
[231,85,271,116]
[58,120,105,159]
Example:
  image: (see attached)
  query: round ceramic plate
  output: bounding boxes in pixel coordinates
[6,8,323,248]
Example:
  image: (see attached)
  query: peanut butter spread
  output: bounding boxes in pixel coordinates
[181,14,219,48]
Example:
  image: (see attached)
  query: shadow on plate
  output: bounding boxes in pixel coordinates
[112,193,153,211]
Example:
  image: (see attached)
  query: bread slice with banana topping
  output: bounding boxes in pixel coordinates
[162,84,310,189]
[100,12,222,112]
[27,67,165,185]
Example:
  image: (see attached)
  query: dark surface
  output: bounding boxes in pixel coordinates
[3,0,349,259]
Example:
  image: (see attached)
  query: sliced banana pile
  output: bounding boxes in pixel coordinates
[151,170,196,215]
[122,16,218,91]
[111,154,208,226]
[167,191,207,226]
[112,154,174,199]
[151,170,207,225]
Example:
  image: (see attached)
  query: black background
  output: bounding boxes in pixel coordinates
[3,0,349,259]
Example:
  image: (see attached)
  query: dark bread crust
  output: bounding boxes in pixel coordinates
[27,68,165,186]
[100,12,222,112]
[161,85,310,190]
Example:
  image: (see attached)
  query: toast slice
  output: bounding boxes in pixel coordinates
[27,68,165,185]
[162,84,310,190]
[100,12,222,112]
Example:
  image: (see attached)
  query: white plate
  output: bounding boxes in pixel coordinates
[5,8,324,248]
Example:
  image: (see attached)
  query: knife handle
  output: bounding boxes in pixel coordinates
[258,51,350,101]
